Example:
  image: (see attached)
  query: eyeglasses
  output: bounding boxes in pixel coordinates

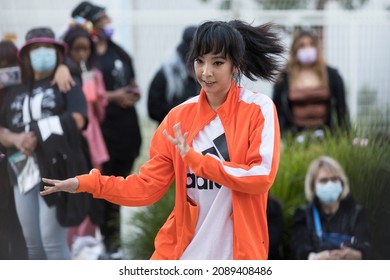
[317,176,340,184]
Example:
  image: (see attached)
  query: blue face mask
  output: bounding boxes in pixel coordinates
[315,180,343,205]
[29,47,57,73]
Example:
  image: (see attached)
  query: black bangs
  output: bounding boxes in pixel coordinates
[195,24,228,57]
[188,21,244,66]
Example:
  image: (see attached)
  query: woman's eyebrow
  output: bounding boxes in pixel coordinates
[212,55,226,60]
[197,54,226,59]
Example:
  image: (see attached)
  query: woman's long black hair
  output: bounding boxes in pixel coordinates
[187,19,285,82]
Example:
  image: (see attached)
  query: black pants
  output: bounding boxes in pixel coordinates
[0,161,28,259]
[101,157,135,253]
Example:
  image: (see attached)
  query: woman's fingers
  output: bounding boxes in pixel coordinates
[42,177,61,185]
[173,123,184,141]
[163,123,189,157]
[163,129,176,144]
[163,128,182,145]
[40,186,57,196]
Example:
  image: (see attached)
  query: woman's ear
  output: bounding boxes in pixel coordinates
[232,67,238,76]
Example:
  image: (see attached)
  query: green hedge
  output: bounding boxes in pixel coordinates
[123,186,175,259]
[271,129,390,259]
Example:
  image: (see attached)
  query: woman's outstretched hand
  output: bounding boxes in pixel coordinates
[40,177,79,196]
[163,122,190,157]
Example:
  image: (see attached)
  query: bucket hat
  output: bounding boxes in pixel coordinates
[18,27,67,60]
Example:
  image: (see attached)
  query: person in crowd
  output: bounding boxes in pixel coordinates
[0,40,28,260]
[71,1,142,256]
[62,23,109,254]
[0,38,76,259]
[291,155,371,260]
[0,27,89,259]
[147,25,200,124]
[62,22,109,176]
[272,30,350,138]
[267,194,284,259]
[41,19,284,260]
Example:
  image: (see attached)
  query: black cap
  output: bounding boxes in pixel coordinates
[71,1,106,22]
[177,25,197,61]
[182,26,197,45]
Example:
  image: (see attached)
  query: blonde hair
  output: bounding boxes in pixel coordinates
[304,156,350,202]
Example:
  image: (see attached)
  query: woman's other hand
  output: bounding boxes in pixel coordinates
[163,122,189,157]
[40,177,79,195]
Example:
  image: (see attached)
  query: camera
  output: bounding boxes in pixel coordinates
[0,66,21,88]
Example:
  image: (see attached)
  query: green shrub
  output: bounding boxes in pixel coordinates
[271,129,390,259]
[123,185,175,259]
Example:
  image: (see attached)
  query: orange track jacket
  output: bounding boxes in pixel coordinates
[77,81,280,259]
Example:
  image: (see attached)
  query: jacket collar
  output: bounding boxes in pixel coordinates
[198,80,239,120]
[188,80,239,142]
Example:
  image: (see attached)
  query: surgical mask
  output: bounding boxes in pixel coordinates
[29,47,57,73]
[315,180,343,205]
[103,25,114,39]
[296,47,317,65]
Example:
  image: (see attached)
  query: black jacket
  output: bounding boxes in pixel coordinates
[147,67,200,124]
[291,195,372,259]
[0,77,92,227]
[94,40,141,160]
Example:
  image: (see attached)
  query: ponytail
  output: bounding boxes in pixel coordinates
[229,20,285,82]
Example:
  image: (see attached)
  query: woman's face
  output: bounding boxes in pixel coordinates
[294,35,318,65]
[70,37,91,65]
[315,167,340,186]
[94,14,112,38]
[194,52,235,97]
[314,167,343,205]
[295,35,315,51]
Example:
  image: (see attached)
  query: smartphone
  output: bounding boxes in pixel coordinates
[0,66,21,88]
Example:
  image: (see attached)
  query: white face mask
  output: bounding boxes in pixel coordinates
[296,47,317,65]
[315,180,343,205]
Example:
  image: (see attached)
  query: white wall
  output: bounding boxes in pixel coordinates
[1,1,389,121]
